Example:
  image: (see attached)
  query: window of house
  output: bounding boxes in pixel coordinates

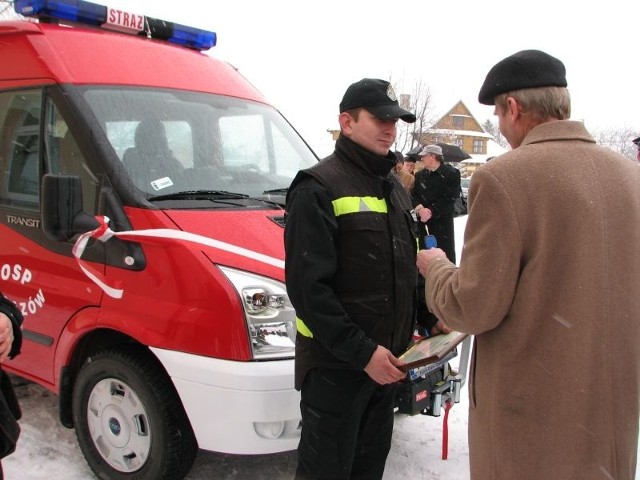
[452,116,464,129]
[473,139,484,154]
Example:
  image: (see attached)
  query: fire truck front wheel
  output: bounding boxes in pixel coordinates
[72,347,198,480]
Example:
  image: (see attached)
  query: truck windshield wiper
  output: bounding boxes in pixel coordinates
[262,187,289,195]
[147,190,284,209]
[148,190,250,201]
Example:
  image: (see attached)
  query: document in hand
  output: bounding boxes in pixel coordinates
[398,331,468,372]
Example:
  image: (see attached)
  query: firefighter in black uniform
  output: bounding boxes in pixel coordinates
[284,78,418,480]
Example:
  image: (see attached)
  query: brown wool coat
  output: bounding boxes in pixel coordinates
[424,121,640,480]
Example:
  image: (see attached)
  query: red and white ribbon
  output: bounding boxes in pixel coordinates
[72,216,285,299]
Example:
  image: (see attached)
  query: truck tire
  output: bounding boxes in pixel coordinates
[72,347,198,480]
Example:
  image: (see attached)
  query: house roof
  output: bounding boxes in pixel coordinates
[427,128,494,139]
[432,100,485,133]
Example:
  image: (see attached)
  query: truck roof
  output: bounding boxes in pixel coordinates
[0,20,267,103]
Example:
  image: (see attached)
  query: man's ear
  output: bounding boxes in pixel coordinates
[339,111,354,134]
[506,96,522,121]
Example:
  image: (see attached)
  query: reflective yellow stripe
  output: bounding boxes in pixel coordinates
[297,197,387,339]
[332,196,387,217]
[296,316,313,338]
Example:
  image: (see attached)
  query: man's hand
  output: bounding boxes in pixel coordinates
[430,319,452,336]
[0,313,14,363]
[363,345,406,385]
[414,204,432,222]
[416,248,447,276]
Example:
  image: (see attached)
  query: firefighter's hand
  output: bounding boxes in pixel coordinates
[0,313,14,363]
[364,345,406,385]
[416,248,448,276]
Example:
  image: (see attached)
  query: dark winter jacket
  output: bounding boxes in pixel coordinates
[285,135,418,389]
[412,162,460,262]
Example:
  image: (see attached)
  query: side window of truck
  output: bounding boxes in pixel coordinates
[0,91,97,214]
[0,90,42,210]
[44,98,98,214]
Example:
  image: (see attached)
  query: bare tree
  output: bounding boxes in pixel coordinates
[590,125,638,161]
[482,119,509,149]
[484,118,637,161]
[393,79,437,154]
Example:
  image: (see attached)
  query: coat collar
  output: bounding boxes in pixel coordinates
[522,120,596,147]
[335,134,396,177]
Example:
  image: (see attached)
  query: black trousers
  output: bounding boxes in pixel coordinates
[295,368,397,480]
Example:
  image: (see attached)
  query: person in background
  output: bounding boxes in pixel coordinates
[393,150,414,192]
[404,146,421,176]
[403,157,417,176]
[411,144,459,337]
[284,78,418,480]
[411,144,460,263]
[0,292,23,477]
[633,135,640,162]
[417,49,640,480]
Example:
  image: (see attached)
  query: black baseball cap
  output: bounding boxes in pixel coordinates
[340,78,417,123]
[478,49,567,105]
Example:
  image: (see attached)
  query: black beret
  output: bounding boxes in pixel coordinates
[478,49,567,105]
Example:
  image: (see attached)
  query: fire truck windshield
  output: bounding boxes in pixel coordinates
[82,87,318,201]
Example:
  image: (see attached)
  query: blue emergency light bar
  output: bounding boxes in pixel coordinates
[13,0,217,51]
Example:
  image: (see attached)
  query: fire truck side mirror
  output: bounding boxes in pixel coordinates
[41,174,100,242]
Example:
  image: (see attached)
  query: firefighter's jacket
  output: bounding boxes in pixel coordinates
[285,134,418,389]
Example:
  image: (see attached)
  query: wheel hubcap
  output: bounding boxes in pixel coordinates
[87,378,151,472]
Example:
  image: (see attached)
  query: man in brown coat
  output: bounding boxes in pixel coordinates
[417,49,640,480]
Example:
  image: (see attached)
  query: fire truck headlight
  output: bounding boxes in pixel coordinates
[219,266,296,359]
[243,288,286,314]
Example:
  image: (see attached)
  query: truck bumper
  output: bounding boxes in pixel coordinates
[150,347,300,454]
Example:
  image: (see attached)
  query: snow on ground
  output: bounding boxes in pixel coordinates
[3,373,471,479]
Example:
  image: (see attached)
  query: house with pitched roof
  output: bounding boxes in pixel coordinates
[415,100,506,176]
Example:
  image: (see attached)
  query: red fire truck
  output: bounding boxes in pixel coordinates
[0,1,315,478]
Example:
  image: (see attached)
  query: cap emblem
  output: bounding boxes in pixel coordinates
[386,84,397,102]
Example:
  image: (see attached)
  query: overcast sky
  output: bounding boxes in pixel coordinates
[91,1,639,156]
